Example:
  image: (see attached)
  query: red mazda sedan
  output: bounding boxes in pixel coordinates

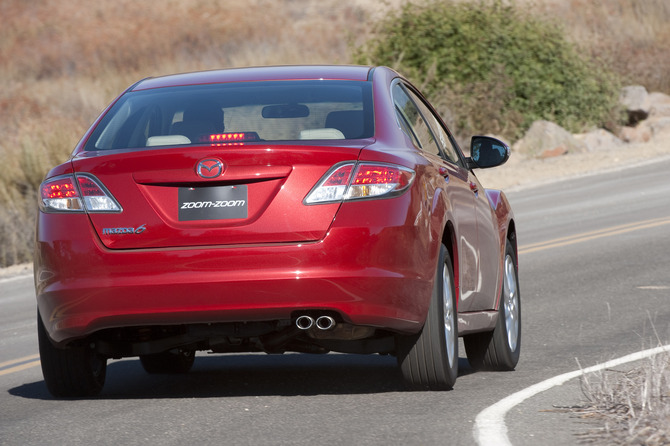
[35,65,520,397]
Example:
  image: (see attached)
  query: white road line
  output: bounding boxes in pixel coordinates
[474,344,670,446]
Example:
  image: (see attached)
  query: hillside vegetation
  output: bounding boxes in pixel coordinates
[1,0,669,267]
[355,0,622,142]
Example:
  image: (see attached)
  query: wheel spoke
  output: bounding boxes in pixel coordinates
[443,265,456,368]
[503,255,519,351]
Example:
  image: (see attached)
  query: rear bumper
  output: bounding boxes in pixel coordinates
[35,207,436,344]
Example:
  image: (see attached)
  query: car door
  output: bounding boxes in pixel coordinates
[466,170,502,310]
[391,82,483,311]
[413,94,501,312]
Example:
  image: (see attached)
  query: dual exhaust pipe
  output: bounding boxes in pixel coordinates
[295,315,336,331]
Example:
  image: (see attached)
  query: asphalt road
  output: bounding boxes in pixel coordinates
[2,157,669,445]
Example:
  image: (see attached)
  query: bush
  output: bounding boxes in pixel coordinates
[354,0,622,143]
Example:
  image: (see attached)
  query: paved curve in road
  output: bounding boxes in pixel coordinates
[1,158,669,445]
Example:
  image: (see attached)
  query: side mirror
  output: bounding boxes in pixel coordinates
[467,136,510,169]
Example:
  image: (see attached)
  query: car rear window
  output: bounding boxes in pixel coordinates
[84,80,374,151]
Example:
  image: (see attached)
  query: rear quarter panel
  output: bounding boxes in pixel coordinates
[484,187,515,310]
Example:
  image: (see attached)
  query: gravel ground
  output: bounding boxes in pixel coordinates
[476,138,670,192]
[0,262,32,279]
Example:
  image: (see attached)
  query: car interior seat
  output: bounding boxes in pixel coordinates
[171,104,224,143]
[325,110,365,139]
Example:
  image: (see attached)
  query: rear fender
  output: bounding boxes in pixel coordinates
[485,188,516,310]
[441,221,459,311]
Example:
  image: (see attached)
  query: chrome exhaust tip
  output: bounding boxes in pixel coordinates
[295,315,314,330]
[315,315,336,331]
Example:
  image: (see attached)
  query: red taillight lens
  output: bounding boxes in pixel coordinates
[76,175,121,212]
[304,164,355,204]
[323,164,354,187]
[304,162,415,204]
[39,175,121,213]
[77,176,105,196]
[41,177,79,200]
[352,165,412,187]
[347,164,414,199]
[39,176,83,212]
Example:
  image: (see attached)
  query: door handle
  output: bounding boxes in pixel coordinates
[469,181,479,194]
[439,167,450,180]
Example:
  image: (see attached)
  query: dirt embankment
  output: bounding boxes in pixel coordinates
[0,263,32,279]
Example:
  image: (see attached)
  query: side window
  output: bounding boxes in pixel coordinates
[392,83,442,158]
[395,108,421,149]
[403,86,461,164]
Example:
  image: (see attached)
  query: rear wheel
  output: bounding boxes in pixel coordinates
[397,244,458,390]
[38,312,107,398]
[140,348,195,374]
[464,239,521,371]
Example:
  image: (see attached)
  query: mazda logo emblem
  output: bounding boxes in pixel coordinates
[196,158,225,179]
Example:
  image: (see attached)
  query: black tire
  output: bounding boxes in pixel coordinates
[464,239,521,371]
[140,348,195,374]
[37,312,107,398]
[397,243,458,390]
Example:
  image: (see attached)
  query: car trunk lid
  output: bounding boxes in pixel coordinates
[72,144,363,249]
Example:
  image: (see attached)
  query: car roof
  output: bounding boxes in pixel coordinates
[132,65,376,91]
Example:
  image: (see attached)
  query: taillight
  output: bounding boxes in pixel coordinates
[39,176,83,212]
[304,164,355,204]
[304,162,415,204]
[76,175,121,212]
[39,174,121,213]
[348,164,414,199]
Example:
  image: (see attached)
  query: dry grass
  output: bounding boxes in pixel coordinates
[565,351,670,445]
[524,0,670,93]
[0,0,372,81]
[1,0,669,267]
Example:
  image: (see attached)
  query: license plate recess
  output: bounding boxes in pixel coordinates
[178,185,248,221]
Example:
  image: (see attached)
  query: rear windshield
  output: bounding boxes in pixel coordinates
[84,80,374,151]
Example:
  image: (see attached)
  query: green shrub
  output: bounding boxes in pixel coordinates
[355,0,622,142]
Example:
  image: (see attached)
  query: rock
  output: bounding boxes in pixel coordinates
[574,129,624,151]
[648,92,670,118]
[618,91,670,143]
[620,85,650,125]
[513,120,587,159]
[643,116,670,138]
[619,125,652,143]
[539,145,569,159]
